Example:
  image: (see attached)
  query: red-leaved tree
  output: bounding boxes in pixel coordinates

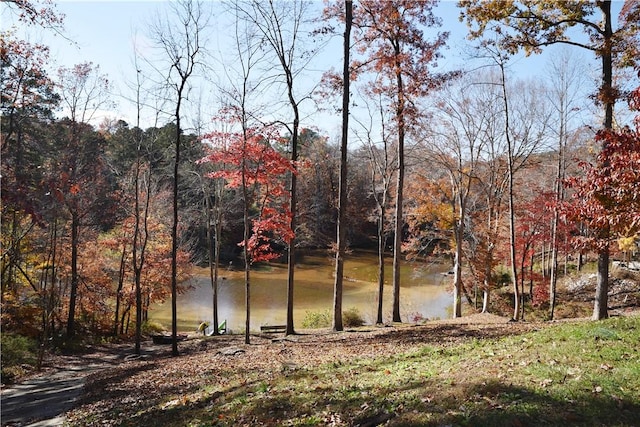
[564,60,640,319]
[199,120,295,343]
[201,128,295,262]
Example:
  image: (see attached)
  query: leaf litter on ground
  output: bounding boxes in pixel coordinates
[64,312,640,426]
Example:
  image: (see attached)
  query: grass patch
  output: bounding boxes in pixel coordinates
[218,317,637,425]
[69,316,640,426]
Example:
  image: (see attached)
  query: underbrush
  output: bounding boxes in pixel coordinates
[1,334,37,384]
[301,307,365,328]
[301,309,331,328]
[479,265,640,321]
[141,320,166,335]
[342,307,365,327]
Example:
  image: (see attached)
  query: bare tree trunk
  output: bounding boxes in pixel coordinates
[482,287,490,313]
[376,209,386,325]
[391,48,406,324]
[121,303,130,335]
[67,213,79,338]
[205,189,221,335]
[333,0,352,332]
[594,245,610,320]
[541,244,546,280]
[529,251,534,299]
[482,243,493,314]
[132,161,149,355]
[452,198,464,318]
[286,121,298,336]
[578,251,583,272]
[39,220,58,369]
[391,149,404,322]
[132,53,151,354]
[242,169,251,344]
[113,243,126,336]
[134,269,143,354]
[170,104,181,356]
[149,0,205,355]
[593,0,613,320]
[496,58,520,321]
[549,153,562,319]
[363,95,392,325]
[520,258,526,321]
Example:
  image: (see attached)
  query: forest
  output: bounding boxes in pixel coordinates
[2,0,640,378]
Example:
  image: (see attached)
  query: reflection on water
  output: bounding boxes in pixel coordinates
[150,251,452,332]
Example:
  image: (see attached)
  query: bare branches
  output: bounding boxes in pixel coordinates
[145,0,209,356]
[146,0,210,124]
[56,62,113,125]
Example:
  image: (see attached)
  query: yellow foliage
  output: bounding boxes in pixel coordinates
[618,235,639,252]
[407,175,454,230]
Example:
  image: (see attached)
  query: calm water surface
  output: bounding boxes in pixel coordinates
[150,251,452,332]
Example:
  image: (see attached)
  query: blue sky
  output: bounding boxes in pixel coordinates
[4,0,622,135]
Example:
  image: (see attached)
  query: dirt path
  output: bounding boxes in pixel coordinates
[0,344,166,427]
[1,366,92,426]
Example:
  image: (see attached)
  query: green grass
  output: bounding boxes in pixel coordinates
[76,316,640,426]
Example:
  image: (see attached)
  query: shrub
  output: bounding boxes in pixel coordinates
[141,320,166,335]
[302,310,331,328]
[493,266,512,286]
[302,307,365,328]
[532,281,550,308]
[410,312,427,323]
[343,307,365,327]
[1,334,37,384]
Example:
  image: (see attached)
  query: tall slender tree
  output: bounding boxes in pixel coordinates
[332,0,353,332]
[55,62,113,338]
[233,0,318,336]
[425,74,489,317]
[353,91,395,324]
[494,53,520,321]
[545,49,588,319]
[492,61,552,320]
[211,4,274,343]
[350,0,452,322]
[148,0,207,354]
[130,60,153,355]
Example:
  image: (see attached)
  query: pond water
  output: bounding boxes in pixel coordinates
[149,251,453,333]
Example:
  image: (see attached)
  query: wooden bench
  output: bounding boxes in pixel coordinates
[260,324,287,333]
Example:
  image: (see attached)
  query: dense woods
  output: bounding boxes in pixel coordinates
[2,0,639,367]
